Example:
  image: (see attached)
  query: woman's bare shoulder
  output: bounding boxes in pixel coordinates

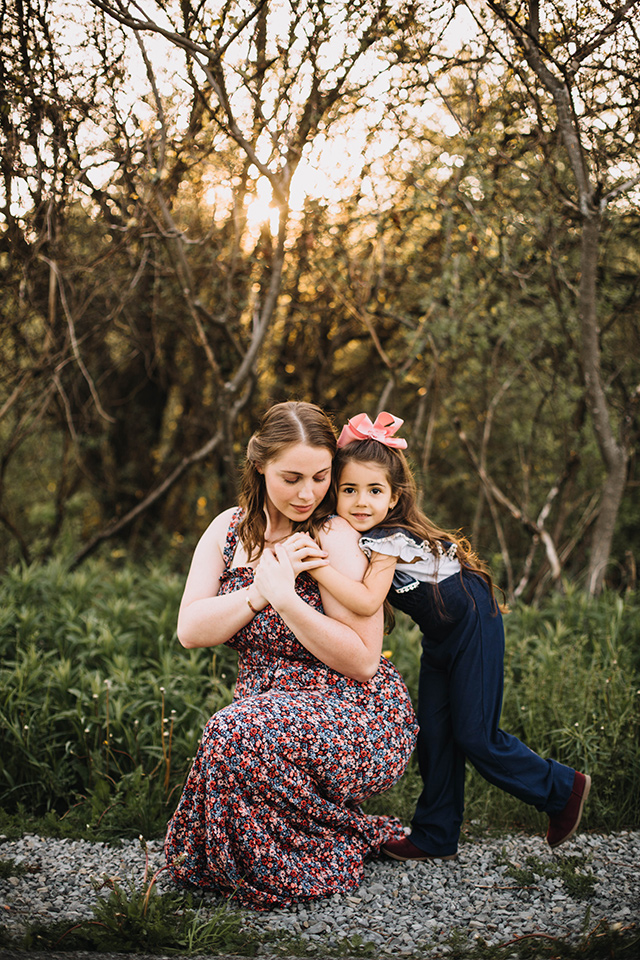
[181,506,241,603]
[195,506,240,551]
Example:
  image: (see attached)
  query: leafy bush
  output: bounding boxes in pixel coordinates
[0,559,237,837]
[1,560,639,839]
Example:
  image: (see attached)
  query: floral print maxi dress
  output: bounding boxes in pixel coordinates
[165,509,418,910]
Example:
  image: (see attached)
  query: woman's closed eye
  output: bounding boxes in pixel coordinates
[284,472,329,485]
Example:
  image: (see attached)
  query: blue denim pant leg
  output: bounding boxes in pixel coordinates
[406,576,575,857]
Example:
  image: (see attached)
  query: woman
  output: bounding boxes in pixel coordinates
[165,401,418,909]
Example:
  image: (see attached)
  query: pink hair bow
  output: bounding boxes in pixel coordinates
[337,412,408,449]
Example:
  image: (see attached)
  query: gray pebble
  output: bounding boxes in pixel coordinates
[0,831,639,953]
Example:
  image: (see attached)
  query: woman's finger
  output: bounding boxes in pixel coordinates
[273,541,294,572]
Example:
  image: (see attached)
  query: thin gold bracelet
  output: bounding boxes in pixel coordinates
[247,593,259,615]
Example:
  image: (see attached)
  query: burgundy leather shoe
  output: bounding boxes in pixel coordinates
[382,837,458,862]
[547,771,591,848]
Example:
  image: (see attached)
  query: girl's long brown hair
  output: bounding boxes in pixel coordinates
[332,438,499,604]
[237,401,337,561]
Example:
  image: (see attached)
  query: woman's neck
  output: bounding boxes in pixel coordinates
[264,506,293,544]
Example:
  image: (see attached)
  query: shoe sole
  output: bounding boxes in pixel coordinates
[382,848,458,862]
[549,774,592,849]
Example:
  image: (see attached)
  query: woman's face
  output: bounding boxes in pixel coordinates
[261,442,333,524]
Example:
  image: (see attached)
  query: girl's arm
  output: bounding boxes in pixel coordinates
[176,507,267,649]
[311,551,397,617]
[283,530,396,617]
[253,517,385,681]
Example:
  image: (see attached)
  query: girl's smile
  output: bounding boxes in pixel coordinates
[336,460,398,532]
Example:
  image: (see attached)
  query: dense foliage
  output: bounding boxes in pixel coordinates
[1,560,638,840]
[1,1,639,598]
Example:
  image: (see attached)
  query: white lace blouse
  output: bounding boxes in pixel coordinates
[359,528,461,592]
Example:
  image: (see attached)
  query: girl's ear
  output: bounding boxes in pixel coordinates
[389,494,399,510]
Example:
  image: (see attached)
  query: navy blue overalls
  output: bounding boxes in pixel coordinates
[379,531,576,857]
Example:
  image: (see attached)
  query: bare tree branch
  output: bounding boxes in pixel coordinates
[88,0,268,65]
[39,256,116,424]
[455,416,563,585]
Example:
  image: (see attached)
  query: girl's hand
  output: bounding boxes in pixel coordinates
[281,533,329,577]
[253,544,298,610]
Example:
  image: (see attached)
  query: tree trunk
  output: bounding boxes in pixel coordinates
[483,1,636,593]
[579,212,629,593]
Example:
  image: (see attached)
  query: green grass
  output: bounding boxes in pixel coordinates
[494,849,597,898]
[1,559,639,843]
[0,857,27,880]
[0,558,237,838]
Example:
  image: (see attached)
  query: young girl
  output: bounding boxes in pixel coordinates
[305,411,591,862]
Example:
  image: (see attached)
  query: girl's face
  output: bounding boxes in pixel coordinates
[335,459,398,532]
[260,442,332,525]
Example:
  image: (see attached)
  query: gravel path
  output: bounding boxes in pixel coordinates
[1,830,639,955]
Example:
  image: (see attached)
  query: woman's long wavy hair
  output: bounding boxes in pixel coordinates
[237,401,337,561]
[332,438,498,604]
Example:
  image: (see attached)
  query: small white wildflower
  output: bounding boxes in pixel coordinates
[163,731,169,737]
[160,686,166,693]
[574,722,579,727]
[93,693,98,700]
[23,724,29,731]
[84,727,90,733]
[171,709,176,715]
[521,706,526,711]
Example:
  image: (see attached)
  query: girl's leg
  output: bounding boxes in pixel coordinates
[385,576,581,863]
[449,580,574,813]
[408,654,466,857]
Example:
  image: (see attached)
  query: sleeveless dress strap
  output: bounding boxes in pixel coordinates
[222,508,244,569]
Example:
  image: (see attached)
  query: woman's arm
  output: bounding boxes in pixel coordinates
[253,517,385,681]
[176,508,267,649]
